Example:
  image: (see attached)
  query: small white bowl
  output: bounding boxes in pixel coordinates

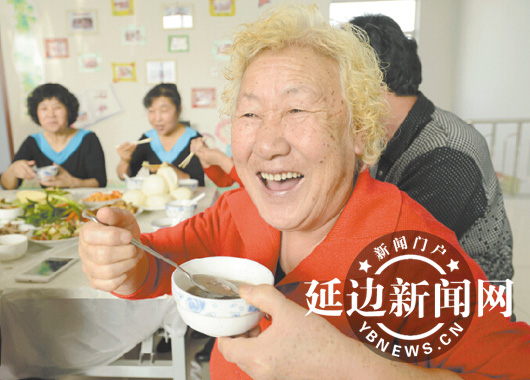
[0,206,22,221]
[171,256,274,337]
[151,217,182,232]
[35,165,59,180]
[165,200,197,220]
[178,179,199,190]
[0,234,28,261]
[125,176,147,190]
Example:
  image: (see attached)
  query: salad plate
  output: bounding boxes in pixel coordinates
[29,236,79,246]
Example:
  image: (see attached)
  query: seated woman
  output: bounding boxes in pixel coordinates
[0,83,107,189]
[190,138,242,188]
[116,83,205,186]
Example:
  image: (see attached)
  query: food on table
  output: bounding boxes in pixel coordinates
[16,190,47,203]
[0,222,26,235]
[88,200,139,215]
[170,187,193,200]
[156,162,179,191]
[31,219,82,241]
[121,164,183,208]
[142,174,169,196]
[82,190,123,203]
[122,190,147,207]
[0,199,19,209]
[144,194,171,209]
[16,188,84,228]
[141,161,161,171]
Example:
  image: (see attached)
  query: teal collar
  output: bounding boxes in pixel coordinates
[145,127,198,164]
[31,129,91,165]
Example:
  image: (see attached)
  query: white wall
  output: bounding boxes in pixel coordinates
[0,0,328,181]
[453,0,530,120]
[1,0,528,184]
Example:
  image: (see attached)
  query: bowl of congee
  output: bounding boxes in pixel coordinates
[171,256,274,337]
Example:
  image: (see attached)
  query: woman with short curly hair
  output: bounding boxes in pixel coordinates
[1,83,106,189]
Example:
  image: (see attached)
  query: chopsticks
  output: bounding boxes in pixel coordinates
[179,136,210,169]
[115,137,152,148]
[178,152,194,169]
[134,137,153,145]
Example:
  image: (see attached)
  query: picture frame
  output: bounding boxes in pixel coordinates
[67,10,98,34]
[78,53,103,73]
[162,4,193,29]
[146,60,177,84]
[168,35,189,52]
[112,62,137,82]
[191,88,216,108]
[212,40,232,61]
[111,0,134,16]
[210,0,235,16]
[121,25,146,45]
[45,38,69,58]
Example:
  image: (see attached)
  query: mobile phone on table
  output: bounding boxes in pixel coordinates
[15,257,77,283]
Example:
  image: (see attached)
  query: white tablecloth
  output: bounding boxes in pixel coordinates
[0,186,218,379]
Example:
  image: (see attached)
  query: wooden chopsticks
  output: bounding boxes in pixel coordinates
[116,137,152,149]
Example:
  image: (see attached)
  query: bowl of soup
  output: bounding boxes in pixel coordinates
[171,256,274,337]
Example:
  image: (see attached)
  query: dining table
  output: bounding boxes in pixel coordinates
[0,185,218,380]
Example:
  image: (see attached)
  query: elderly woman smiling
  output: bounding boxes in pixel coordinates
[0,83,106,189]
[79,4,530,380]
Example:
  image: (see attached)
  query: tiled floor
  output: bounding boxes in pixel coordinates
[62,196,530,380]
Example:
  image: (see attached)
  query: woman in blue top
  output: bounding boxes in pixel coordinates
[116,83,205,186]
[0,83,107,189]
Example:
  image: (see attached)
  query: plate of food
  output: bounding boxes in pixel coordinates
[29,220,82,246]
[82,190,123,208]
[87,200,143,217]
[0,221,35,236]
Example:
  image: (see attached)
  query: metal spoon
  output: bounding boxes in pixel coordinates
[82,210,239,299]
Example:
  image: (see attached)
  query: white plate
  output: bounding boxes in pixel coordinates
[29,236,79,246]
[142,205,167,212]
[83,199,124,209]
[81,190,124,208]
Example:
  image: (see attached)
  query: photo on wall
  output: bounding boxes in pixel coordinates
[112,0,134,16]
[168,35,189,52]
[191,88,216,108]
[45,38,69,58]
[112,62,137,82]
[67,10,98,34]
[121,25,146,45]
[78,53,103,73]
[210,0,235,16]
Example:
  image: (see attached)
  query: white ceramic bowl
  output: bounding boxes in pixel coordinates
[165,200,197,220]
[125,176,147,190]
[151,217,182,232]
[178,178,199,190]
[35,165,59,180]
[0,234,28,261]
[0,205,23,221]
[171,256,274,337]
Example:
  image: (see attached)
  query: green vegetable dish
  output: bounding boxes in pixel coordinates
[16,188,85,241]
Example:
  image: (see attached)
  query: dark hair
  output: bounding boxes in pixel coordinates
[143,83,182,111]
[27,83,80,126]
[349,14,422,95]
